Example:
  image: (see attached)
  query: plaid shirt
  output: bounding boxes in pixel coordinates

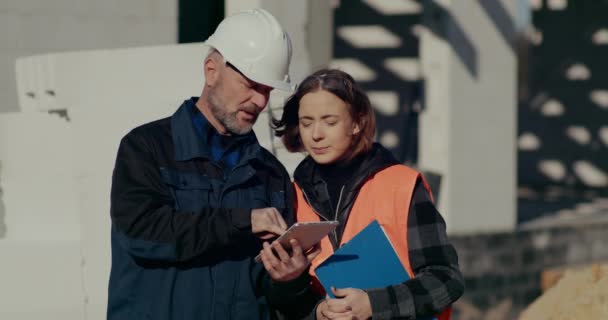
[366,180,464,319]
[293,144,464,320]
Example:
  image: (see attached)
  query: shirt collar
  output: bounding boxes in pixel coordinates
[171,97,258,161]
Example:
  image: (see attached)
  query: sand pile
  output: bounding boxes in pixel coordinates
[519,264,608,320]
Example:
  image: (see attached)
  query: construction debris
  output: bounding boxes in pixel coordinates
[519,264,608,320]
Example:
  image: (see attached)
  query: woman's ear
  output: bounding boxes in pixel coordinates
[352,120,361,135]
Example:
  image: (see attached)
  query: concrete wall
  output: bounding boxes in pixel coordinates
[451,215,608,319]
[1,41,310,319]
[0,113,79,241]
[1,44,204,320]
[0,113,84,319]
[0,0,178,113]
[0,1,327,315]
[419,0,518,233]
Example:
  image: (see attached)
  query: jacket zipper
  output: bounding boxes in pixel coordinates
[332,185,345,246]
[301,186,345,250]
[301,189,328,221]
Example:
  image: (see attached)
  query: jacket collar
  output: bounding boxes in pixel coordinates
[294,143,400,238]
[294,143,400,194]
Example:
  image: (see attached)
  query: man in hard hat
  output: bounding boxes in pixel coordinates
[107,9,318,320]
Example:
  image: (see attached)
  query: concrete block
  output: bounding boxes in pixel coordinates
[0,51,20,112]
[15,54,58,113]
[0,240,84,320]
[43,44,207,115]
[15,55,38,112]
[28,44,208,319]
[13,42,298,318]
[0,113,79,241]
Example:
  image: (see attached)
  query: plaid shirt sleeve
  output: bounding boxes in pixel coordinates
[366,178,465,319]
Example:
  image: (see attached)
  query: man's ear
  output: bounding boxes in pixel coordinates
[204,56,220,86]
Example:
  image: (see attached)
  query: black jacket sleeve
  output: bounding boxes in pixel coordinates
[110,130,253,262]
[253,178,322,320]
[265,271,323,320]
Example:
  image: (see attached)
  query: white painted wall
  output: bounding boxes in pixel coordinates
[0,113,79,241]
[0,241,84,320]
[419,0,517,234]
[0,4,329,315]
[0,113,84,320]
[56,44,208,319]
[2,41,306,320]
[0,0,178,113]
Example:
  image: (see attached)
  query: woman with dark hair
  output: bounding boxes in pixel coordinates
[259,69,464,319]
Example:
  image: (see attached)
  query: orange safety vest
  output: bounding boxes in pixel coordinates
[295,164,451,320]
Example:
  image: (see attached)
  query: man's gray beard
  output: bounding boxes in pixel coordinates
[207,90,256,136]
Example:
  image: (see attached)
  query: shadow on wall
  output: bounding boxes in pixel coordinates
[517,1,608,223]
[0,161,6,238]
[332,0,426,163]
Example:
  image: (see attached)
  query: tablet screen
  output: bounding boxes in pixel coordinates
[255,221,339,262]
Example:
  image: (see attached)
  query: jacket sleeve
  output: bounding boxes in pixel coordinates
[366,179,465,319]
[260,268,323,320]
[110,130,253,262]
[254,175,322,319]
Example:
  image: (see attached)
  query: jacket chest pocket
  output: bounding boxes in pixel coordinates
[269,191,286,210]
[160,168,215,212]
[226,184,269,209]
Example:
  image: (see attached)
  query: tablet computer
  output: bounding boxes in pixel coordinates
[255,221,339,262]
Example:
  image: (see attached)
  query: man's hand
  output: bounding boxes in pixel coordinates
[259,239,321,282]
[251,207,288,240]
[320,287,372,320]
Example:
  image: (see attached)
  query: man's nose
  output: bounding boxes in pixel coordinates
[251,90,269,110]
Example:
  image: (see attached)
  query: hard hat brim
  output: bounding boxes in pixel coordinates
[260,79,294,92]
[203,42,293,92]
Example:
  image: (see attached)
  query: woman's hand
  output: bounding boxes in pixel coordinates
[316,299,331,320]
[320,287,372,319]
[259,238,320,282]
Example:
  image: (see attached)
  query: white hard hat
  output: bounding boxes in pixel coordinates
[205,8,293,92]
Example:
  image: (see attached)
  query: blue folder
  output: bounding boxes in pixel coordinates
[315,220,408,297]
[315,220,436,319]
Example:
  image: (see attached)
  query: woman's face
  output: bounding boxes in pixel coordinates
[298,89,360,165]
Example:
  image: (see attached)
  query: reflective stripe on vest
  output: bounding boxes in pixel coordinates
[295,164,451,320]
